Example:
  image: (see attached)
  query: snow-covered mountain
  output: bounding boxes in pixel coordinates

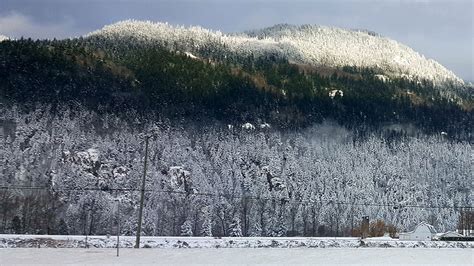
[87,20,463,86]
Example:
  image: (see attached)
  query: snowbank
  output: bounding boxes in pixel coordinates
[1,235,472,249]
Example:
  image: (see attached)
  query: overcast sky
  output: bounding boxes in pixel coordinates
[1,0,472,81]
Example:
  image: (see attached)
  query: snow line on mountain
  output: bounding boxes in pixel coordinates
[1,235,472,248]
[86,20,463,87]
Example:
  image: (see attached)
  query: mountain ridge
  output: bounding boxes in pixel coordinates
[86,20,464,90]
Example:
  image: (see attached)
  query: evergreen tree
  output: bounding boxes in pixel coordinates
[273,215,288,237]
[58,218,69,235]
[229,217,243,237]
[200,207,213,237]
[249,223,262,237]
[11,216,22,234]
[180,220,193,237]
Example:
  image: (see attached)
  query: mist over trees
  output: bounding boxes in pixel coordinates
[0,105,471,237]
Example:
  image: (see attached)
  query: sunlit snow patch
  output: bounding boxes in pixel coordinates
[329,90,343,99]
[374,74,390,83]
[242,123,255,130]
[184,52,198,59]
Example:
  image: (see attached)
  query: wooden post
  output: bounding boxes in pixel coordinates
[361,216,369,239]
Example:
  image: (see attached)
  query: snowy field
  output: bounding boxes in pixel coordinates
[1,235,473,265]
[1,248,473,265]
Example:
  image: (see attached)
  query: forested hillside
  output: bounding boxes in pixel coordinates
[1,38,472,136]
[0,22,472,237]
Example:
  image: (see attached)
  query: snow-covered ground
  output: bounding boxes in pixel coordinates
[1,234,473,249]
[0,248,473,265]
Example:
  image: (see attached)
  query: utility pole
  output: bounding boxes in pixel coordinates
[116,198,120,257]
[135,136,150,248]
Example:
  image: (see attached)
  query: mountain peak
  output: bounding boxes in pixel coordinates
[87,20,463,87]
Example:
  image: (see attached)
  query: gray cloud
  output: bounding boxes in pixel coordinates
[0,12,82,39]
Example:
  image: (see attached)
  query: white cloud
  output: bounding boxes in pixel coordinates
[0,12,78,39]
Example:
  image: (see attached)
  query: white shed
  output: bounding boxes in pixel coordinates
[399,222,437,241]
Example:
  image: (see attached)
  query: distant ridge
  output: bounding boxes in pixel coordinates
[87,20,464,87]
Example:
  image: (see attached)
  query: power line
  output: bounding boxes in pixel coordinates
[0,185,472,210]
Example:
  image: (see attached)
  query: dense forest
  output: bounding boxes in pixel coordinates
[0,105,471,237]
[0,28,472,237]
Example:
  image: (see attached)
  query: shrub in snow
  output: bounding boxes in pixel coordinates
[369,220,386,237]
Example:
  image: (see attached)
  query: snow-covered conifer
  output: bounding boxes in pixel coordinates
[229,217,243,237]
[180,220,193,237]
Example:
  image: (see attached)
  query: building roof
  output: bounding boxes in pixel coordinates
[438,231,463,237]
[422,222,437,234]
[400,222,437,235]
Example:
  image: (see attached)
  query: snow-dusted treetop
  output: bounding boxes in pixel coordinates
[0,35,10,42]
[86,20,463,86]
